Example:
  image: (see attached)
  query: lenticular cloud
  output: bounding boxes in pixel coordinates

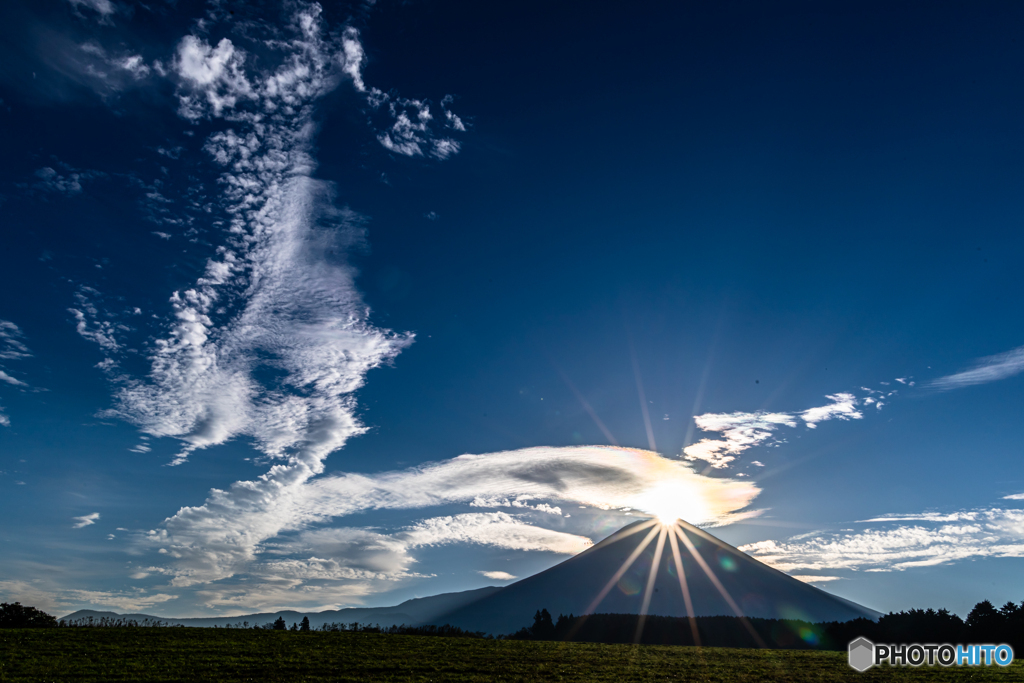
[149,446,761,589]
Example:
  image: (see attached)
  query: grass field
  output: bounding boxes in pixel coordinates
[2,629,1022,682]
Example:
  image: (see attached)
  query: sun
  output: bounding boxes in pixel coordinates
[632,481,708,526]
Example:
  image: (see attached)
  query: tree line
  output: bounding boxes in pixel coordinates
[510,600,1024,651]
[2,603,486,639]
[5,598,1022,651]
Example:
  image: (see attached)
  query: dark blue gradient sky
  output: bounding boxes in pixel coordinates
[1,0,1023,618]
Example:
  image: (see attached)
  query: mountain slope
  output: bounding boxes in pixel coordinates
[61,585,501,629]
[428,519,879,635]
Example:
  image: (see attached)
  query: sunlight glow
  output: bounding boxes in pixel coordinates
[632,480,709,526]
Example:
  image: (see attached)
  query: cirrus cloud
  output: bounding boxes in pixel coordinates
[929,345,1024,391]
[683,393,863,468]
[740,507,1024,574]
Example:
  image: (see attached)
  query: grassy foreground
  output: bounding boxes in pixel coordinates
[2,628,1023,682]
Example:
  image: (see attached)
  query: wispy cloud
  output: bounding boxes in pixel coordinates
[61,589,177,612]
[0,320,32,427]
[0,371,27,387]
[371,95,463,160]
[72,512,101,528]
[740,507,1024,573]
[683,393,863,468]
[399,512,592,555]
[144,446,759,595]
[32,165,104,196]
[0,578,178,615]
[52,2,473,609]
[69,286,125,352]
[929,345,1024,391]
[78,42,150,82]
[1003,493,1024,501]
[0,321,31,361]
[91,5,416,477]
[66,0,117,23]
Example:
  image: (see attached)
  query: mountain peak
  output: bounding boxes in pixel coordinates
[429,518,879,635]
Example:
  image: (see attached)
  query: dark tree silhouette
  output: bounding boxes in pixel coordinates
[966,600,1002,644]
[272,616,287,631]
[0,602,58,628]
[529,609,555,640]
[300,616,311,632]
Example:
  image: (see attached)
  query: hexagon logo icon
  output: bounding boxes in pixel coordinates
[848,637,875,672]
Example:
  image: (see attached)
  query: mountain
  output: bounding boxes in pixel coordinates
[61,519,878,636]
[60,585,501,629]
[427,518,880,635]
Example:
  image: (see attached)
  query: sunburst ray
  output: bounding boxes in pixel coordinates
[667,522,701,646]
[671,523,766,647]
[634,525,667,642]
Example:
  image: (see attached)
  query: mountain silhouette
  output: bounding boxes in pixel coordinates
[428,518,879,635]
[60,586,501,629]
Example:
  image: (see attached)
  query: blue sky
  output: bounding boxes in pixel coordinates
[1,0,1023,618]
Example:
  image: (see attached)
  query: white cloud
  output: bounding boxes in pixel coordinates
[683,411,795,468]
[399,512,592,555]
[145,446,759,589]
[72,512,101,528]
[1004,493,1024,501]
[173,36,254,120]
[800,392,862,428]
[370,93,463,160]
[68,287,124,352]
[479,571,516,581]
[683,393,863,468]
[340,27,366,92]
[0,371,26,387]
[470,496,562,515]
[0,580,63,615]
[85,7,434,599]
[62,1,465,612]
[193,580,373,614]
[441,95,466,131]
[929,345,1024,391]
[790,575,843,583]
[740,508,1024,574]
[104,5,412,474]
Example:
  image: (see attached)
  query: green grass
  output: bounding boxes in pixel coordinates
[1,629,1022,682]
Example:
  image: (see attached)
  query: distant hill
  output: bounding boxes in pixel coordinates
[427,519,881,635]
[61,585,501,629]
